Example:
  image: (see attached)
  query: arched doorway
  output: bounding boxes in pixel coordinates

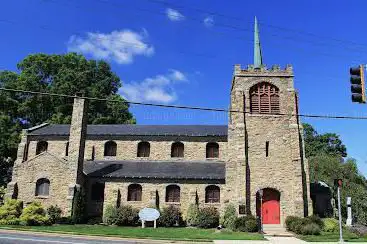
[257,188,280,224]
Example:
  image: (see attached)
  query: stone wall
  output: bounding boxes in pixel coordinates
[102,180,224,220]
[11,152,74,215]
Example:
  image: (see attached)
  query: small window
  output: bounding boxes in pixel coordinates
[266,141,269,157]
[91,182,105,201]
[137,141,150,157]
[127,184,142,201]
[35,178,50,196]
[205,185,220,203]
[171,142,184,158]
[91,146,95,160]
[206,142,219,158]
[65,142,69,156]
[166,185,180,203]
[104,141,117,156]
[23,142,29,161]
[36,141,48,155]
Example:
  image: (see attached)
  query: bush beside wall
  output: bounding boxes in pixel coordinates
[159,205,184,227]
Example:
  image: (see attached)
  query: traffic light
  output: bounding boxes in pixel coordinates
[350,65,366,103]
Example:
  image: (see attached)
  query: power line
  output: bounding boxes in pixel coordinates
[33,0,367,60]
[1,87,367,120]
[142,0,367,49]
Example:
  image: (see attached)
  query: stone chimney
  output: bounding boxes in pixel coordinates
[68,94,88,185]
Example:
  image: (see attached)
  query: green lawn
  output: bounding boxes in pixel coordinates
[299,231,367,242]
[0,225,265,241]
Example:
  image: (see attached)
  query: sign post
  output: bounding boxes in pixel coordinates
[138,208,160,229]
[346,197,352,226]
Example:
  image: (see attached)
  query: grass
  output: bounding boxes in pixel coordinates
[0,225,265,241]
[299,231,367,242]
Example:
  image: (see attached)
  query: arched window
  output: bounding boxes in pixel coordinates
[250,82,280,114]
[65,142,69,156]
[166,185,180,202]
[206,142,219,158]
[171,142,184,158]
[104,141,117,157]
[36,141,48,155]
[127,184,142,201]
[205,185,220,203]
[137,141,150,157]
[91,182,105,201]
[35,178,50,196]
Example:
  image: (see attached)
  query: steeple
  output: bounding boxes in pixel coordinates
[254,16,263,68]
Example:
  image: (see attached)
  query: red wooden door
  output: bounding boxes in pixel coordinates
[262,190,280,224]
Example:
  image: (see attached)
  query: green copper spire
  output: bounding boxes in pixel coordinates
[254,16,263,68]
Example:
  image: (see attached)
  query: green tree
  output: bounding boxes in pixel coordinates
[0,53,135,187]
[305,123,367,225]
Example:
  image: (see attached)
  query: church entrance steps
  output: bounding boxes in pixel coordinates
[263,224,293,237]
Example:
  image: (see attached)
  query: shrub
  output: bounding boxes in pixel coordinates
[196,207,219,229]
[0,186,5,204]
[0,198,23,222]
[323,218,339,233]
[87,216,102,225]
[103,205,139,226]
[220,203,237,230]
[233,215,258,232]
[47,205,62,224]
[300,223,321,235]
[186,204,199,226]
[0,218,21,225]
[285,216,303,232]
[159,205,183,227]
[71,188,86,224]
[349,224,367,237]
[307,215,324,229]
[103,205,118,225]
[19,202,50,226]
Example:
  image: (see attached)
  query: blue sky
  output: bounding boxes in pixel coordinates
[1,0,367,176]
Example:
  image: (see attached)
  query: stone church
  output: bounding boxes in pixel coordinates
[6,18,311,226]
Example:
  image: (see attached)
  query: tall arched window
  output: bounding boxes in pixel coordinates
[206,142,219,158]
[205,185,220,203]
[250,82,280,114]
[36,141,48,155]
[127,184,142,201]
[171,142,184,158]
[166,185,180,202]
[91,182,105,201]
[104,141,117,156]
[137,141,150,157]
[35,178,50,196]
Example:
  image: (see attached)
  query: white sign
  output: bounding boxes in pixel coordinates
[139,208,160,221]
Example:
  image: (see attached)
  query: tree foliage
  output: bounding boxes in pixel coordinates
[0,53,135,186]
[304,123,367,225]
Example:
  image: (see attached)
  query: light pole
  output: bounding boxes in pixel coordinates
[336,179,343,243]
[258,189,263,234]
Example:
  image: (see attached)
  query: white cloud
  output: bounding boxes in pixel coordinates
[203,16,214,27]
[120,70,188,104]
[166,8,185,21]
[67,29,154,64]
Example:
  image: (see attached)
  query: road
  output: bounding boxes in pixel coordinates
[0,230,163,244]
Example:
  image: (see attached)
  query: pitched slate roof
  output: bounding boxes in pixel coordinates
[83,160,225,180]
[28,124,228,137]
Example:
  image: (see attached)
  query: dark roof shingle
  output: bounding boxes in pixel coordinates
[84,160,225,180]
[28,124,228,137]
